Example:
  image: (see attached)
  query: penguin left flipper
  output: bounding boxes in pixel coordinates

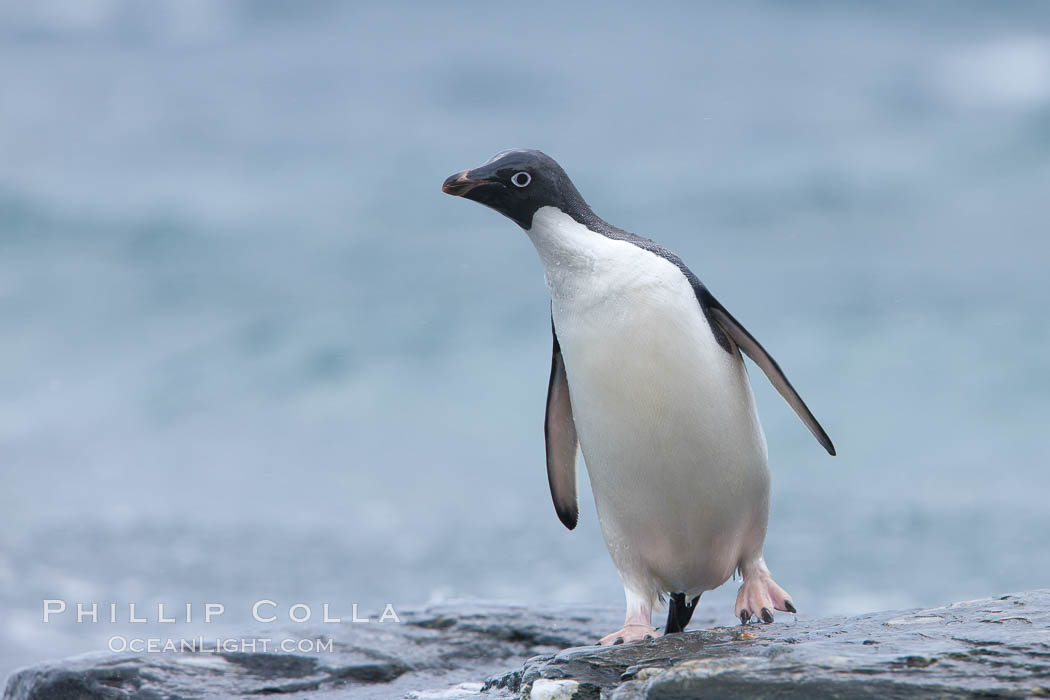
[545,319,579,530]
[702,293,837,457]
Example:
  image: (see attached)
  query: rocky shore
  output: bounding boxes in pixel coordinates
[6,591,1050,699]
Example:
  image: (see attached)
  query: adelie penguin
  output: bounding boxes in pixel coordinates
[442,150,835,645]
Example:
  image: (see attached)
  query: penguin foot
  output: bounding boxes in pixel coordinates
[602,587,657,645]
[598,623,660,646]
[735,561,795,625]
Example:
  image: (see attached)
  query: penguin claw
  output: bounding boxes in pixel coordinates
[735,566,794,625]
[599,623,660,645]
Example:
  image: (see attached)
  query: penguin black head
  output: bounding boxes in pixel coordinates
[442,149,590,229]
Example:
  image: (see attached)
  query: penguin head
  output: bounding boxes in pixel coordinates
[442,149,589,229]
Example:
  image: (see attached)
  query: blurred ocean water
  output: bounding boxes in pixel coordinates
[1,0,1049,682]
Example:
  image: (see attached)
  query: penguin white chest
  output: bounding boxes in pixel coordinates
[527,207,770,599]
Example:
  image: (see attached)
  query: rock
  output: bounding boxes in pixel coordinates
[3,601,620,700]
[498,590,1050,699]
[528,679,599,700]
[7,592,1050,699]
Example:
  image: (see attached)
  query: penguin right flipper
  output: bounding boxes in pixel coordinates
[701,293,836,457]
[545,318,579,530]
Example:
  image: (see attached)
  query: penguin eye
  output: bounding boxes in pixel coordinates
[511,171,531,188]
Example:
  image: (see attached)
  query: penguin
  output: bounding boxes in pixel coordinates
[442,149,835,645]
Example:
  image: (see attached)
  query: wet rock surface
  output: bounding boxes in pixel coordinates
[501,590,1050,699]
[3,602,619,700]
[6,592,1050,699]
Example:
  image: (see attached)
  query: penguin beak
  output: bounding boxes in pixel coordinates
[441,170,490,197]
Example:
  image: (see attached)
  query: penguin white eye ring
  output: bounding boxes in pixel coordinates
[442,148,836,645]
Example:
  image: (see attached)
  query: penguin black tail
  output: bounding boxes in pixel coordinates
[664,592,701,634]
